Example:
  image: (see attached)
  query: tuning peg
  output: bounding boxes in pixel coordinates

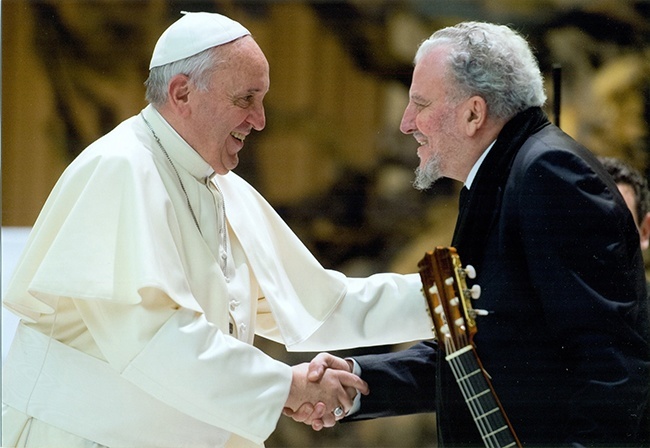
[470,309,489,318]
[464,265,476,279]
[469,284,481,299]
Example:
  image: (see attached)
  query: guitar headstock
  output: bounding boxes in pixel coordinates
[418,247,482,354]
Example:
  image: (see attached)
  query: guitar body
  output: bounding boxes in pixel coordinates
[419,247,522,448]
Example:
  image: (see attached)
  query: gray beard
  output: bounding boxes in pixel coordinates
[412,154,442,191]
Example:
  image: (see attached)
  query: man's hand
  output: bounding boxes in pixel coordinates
[307,352,355,382]
[283,353,367,430]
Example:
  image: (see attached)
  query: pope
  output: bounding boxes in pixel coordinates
[1,11,434,448]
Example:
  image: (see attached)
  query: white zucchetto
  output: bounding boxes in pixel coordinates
[149,11,250,69]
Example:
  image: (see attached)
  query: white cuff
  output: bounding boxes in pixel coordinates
[346,358,362,416]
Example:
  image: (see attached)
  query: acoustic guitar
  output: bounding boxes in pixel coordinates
[418,247,522,448]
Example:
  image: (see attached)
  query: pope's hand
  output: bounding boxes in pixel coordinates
[283,353,366,430]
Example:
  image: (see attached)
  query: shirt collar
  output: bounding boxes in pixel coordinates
[464,140,496,190]
[141,104,214,181]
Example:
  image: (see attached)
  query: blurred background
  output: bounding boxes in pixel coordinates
[2,0,649,446]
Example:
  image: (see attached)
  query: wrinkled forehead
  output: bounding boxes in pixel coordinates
[410,47,451,92]
[220,36,268,72]
[214,37,270,93]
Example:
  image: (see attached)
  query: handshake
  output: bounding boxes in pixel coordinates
[283,353,369,430]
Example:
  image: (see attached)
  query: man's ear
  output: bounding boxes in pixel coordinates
[463,96,487,137]
[167,74,192,116]
[639,212,650,251]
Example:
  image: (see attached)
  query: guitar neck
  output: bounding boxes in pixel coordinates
[419,247,521,448]
[446,345,520,448]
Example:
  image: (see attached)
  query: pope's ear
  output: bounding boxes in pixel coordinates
[167,74,192,115]
[463,96,487,137]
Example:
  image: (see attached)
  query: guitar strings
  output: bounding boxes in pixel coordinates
[448,352,498,447]
[448,351,517,448]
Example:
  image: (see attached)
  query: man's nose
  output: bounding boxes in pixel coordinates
[399,104,415,135]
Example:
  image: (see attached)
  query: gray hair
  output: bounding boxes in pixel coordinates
[415,22,547,120]
[145,47,225,106]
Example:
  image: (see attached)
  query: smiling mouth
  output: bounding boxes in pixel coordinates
[231,132,246,143]
[413,132,427,146]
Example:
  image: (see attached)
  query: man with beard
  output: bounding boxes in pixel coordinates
[288,21,650,447]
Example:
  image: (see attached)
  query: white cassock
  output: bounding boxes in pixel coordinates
[2,105,434,447]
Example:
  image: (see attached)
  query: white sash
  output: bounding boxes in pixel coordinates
[3,323,241,448]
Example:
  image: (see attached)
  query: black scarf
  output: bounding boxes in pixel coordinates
[451,107,550,267]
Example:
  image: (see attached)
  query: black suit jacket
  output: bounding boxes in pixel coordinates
[352,109,650,447]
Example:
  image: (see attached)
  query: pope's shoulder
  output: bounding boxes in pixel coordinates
[78,115,155,164]
[60,115,159,181]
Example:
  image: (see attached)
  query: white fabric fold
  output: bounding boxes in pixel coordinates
[3,323,238,447]
[3,105,348,345]
[2,105,435,446]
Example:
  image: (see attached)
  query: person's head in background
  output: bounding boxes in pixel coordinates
[600,156,650,250]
